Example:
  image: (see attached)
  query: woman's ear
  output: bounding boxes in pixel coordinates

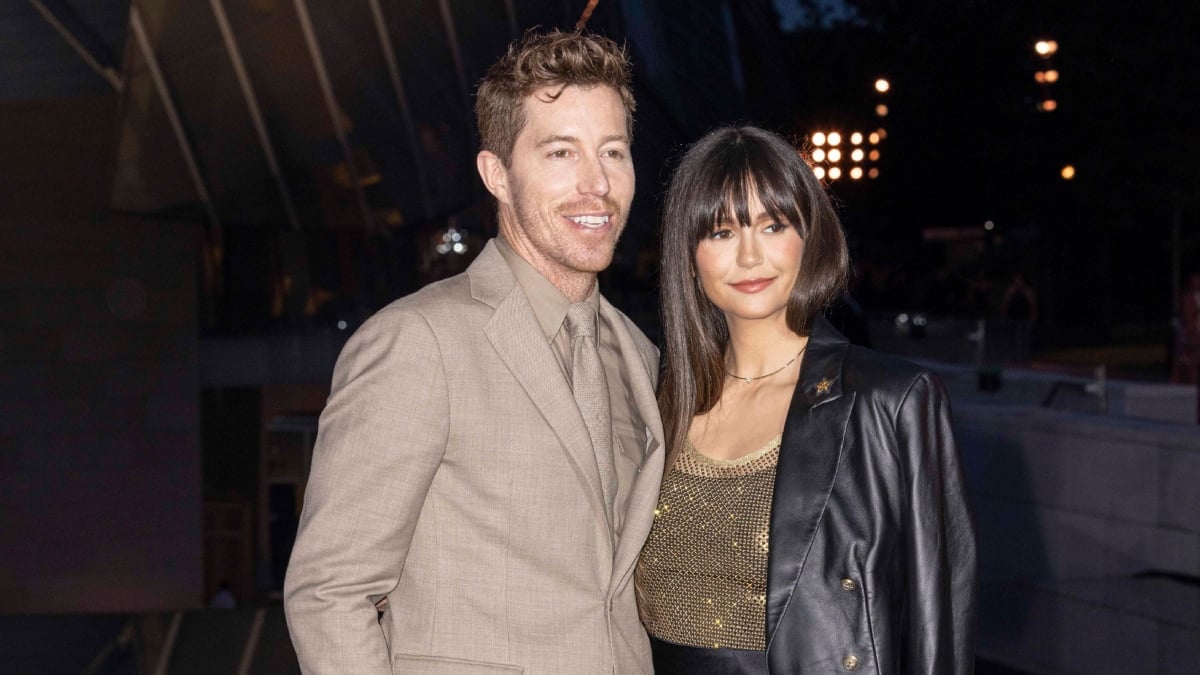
[476,150,511,205]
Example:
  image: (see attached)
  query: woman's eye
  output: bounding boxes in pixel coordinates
[765,222,788,233]
[708,228,733,240]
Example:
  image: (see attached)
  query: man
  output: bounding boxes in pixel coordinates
[284,30,663,674]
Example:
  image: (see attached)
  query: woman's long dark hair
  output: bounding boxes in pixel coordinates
[657,126,849,467]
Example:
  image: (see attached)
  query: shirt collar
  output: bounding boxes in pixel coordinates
[494,236,600,341]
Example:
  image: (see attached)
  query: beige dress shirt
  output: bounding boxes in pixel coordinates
[495,237,642,539]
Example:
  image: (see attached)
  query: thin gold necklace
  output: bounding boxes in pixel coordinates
[725,346,806,383]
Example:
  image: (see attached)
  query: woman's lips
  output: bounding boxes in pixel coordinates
[729,278,775,293]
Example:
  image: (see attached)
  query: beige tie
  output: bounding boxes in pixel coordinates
[565,303,616,523]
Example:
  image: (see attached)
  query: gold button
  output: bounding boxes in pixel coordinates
[841,578,857,591]
[843,654,859,670]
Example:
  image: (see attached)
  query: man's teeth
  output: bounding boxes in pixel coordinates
[568,215,609,227]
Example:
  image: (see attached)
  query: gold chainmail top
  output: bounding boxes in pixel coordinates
[636,434,781,650]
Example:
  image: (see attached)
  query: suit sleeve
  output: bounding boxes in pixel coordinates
[895,372,978,674]
[284,307,450,674]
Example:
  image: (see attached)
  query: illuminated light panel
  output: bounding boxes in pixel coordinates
[875,128,888,140]
[868,167,880,179]
[875,78,890,93]
[850,132,863,145]
[868,132,880,145]
[812,148,827,162]
[828,132,842,146]
[1039,99,1058,112]
[812,132,827,146]
[1035,71,1046,83]
[868,149,881,161]
[851,148,865,162]
[875,104,889,117]
[828,148,842,162]
[1045,69,1059,83]
[828,166,842,180]
[1061,165,1076,180]
[1035,40,1058,56]
[850,166,864,180]
[814,166,826,180]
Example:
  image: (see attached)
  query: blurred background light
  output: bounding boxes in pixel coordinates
[1035,39,1059,56]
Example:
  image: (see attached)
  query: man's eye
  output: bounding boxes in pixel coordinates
[548,149,571,159]
[603,148,626,159]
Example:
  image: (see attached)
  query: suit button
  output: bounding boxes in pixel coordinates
[843,654,859,670]
[840,578,857,591]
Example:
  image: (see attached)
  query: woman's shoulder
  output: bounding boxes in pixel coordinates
[839,343,943,403]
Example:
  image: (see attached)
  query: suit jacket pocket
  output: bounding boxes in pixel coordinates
[393,653,523,674]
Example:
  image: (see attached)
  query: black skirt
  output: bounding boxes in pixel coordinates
[649,635,769,675]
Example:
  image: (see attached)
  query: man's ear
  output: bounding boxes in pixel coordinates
[476,150,511,205]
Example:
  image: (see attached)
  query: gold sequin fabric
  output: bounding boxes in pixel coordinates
[637,435,780,650]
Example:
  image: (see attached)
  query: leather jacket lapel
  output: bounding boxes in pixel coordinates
[765,317,856,646]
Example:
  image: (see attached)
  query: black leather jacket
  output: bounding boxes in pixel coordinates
[765,317,977,673]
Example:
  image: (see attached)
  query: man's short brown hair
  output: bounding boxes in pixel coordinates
[475,29,635,165]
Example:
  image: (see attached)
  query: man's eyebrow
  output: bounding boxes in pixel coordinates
[535,134,630,147]
[536,135,578,147]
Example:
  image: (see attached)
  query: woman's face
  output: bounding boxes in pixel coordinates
[694,189,804,325]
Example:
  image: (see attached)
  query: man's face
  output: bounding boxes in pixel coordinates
[480,85,634,293]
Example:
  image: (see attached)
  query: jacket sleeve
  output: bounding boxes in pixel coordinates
[283,307,450,674]
[895,372,978,674]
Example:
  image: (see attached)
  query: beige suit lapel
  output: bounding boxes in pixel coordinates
[600,298,666,594]
[470,243,611,536]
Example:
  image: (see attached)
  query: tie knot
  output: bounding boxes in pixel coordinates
[565,303,598,340]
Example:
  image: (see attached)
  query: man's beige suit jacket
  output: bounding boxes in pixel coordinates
[284,240,665,674]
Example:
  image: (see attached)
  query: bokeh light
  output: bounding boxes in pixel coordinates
[1035,40,1058,56]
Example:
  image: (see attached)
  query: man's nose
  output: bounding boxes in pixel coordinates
[577,155,611,197]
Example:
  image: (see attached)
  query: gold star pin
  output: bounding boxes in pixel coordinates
[815,378,832,395]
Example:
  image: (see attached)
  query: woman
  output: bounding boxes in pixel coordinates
[637,126,977,674]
